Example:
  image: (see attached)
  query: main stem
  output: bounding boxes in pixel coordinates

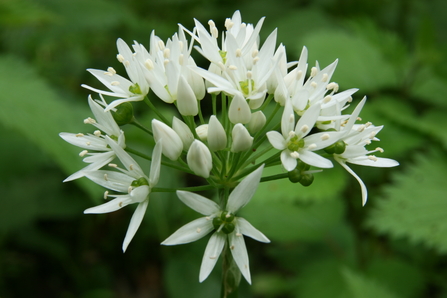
[220,244,240,298]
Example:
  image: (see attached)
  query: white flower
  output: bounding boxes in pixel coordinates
[162,165,269,284]
[83,137,162,252]
[82,39,150,111]
[231,124,253,152]
[59,95,124,181]
[267,101,341,171]
[152,119,183,161]
[187,140,213,178]
[328,97,399,205]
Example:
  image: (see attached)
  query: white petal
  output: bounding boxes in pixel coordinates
[177,76,198,116]
[208,115,227,151]
[84,196,133,214]
[63,151,115,182]
[176,190,220,215]
[199,232,226,282]
[295,103,321,138]
[84,170,134,192]
[59,133,108,151]
[227,164,264,213]
[122,199,148,252]
[229,232,251,284]
[105,136,145,177]
[281,149,297,171]
[229,93,251,124]
[299,150,333,168]
[161,217,214,245]
[281,100,295,137]
[335,157,368,206]
[266,131,286,150]
[237,217,270,243]
[348,156,399,168]
[149,140,163,186]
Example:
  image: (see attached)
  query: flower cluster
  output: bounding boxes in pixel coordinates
[61,11,398,286]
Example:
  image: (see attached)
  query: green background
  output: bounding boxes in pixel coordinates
[1,0,447,297]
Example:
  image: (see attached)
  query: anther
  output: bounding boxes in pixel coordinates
[85,141,91,146]
[124,60,130,67]
[94,130,101,137]
[163,59,169,66]
[310,67,318,77]
[129,164,134,170]
[158,40,165,50]
[236,48,242,57]
[322,73,328,82]
[211,27,218,38]
[206,216,211,220]
[253,57,260,64]
[247,71,253,79]
[323,95,332,103]
[369,131,377,139]
[79,150,88,157]
[103,191,109,200]
[311,81,317,88]
[163,48,170,59]
[179,54,184,65]
[291,151,299,159]
[300,125,309,133]
[321,133,330,141]
[368,155,378,161]
[75,133,84,137]
[225,18,234,30]
[357,125,366,132]
[111,81,120,86]
[308,143,317,150]
[104,174,108,181]
[196,228,201,233]
[107,67,116,75]
[108,163,118,168]
[145,59,154,70]
[209,256,217,259]
[236,232,242,237]
[376,147,384,153]
[119,201,123,207]
[252,49,258,58]
[84,117,96,124]
[365,122,372,128]
[128,186,132,193]
[116,54,125,63]
[230,245,235,250]
[229,65,237,70]
[296,70,303,80]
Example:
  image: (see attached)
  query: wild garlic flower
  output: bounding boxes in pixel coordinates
[59,95,124,181]
[83,137,162,252]
[162,165,269,284]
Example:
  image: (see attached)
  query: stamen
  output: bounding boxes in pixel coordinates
[252,49,258,58]
[94,130,101,137]
[300,125,309,134]
[79,150,88,157]
[84,117,96,124]
[116,54,125,63]
[85,141,91,146]
[230,245,235,250]
[75,133,84,137]
[104,174,108,181]
[129,164,134,170]
[369,131,377,139]
[196,228,201,233]
[163,48,170,59]
[308,143,317,150]
[128,186,132,193]
[236,48,242,57]
[158,40,165,50]
[225,18,234,30]
[376,147,384,153]
[107,67,116,75]
[291,151,299,159]
[236,232,242,237]
[163,59,169,66]
[103,191,109,200]
[108,163,118,168]
[145,59,154,70]
[357,125,366,132]
[209,256,217,259]
[206,216,211,220]
[368,155,378,161]
[247,71,253,79]
[323,95,332,103]
[211,27,218,38]
[179,54,184,65]
[321,133,330,141]
[119,201,123,207]
[229,65,237,70]
[296,70,303,80]
[111,81,120,86]
[311,81,317,88]
[253,56,260,64]
[310,67,318,77]
[322,73,329,82]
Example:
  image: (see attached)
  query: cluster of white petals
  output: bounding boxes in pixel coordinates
[61,10,398,286]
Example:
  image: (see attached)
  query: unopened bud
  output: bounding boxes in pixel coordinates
[208,116,227,151]
[187,140,213,178]
[152,119,183,160]
[112,102,134,126]
[247,111,266,134]
[172,116,194,150]
[231,124,253,152]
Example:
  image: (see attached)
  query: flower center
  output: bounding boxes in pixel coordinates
[287,135,304,152]
[239,79,255,97]
[212,211,236,234]
[131,177,149,187]
[129,82,142,94]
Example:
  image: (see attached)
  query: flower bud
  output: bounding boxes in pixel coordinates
[208,115,227,151]
[231,124,253,152]
[172,116,194,150]
[247,111,266,134]
[229,93,251,124]
[195,124,208,141]
[111,102,134,126]
[152,119,183,160]
[187,140,213,178]
[177,76,198,116]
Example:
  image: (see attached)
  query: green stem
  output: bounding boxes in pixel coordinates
[152,184,219,192]
[130,117,152,135]
[220,244,240,298]
[144,96,170,125]
[260,173,289,182]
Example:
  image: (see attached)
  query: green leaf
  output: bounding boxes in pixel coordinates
[242,193,345,242]
[366,149,447,254]
[0,55,101,199]
[301,29,398,93]
[342,268,400,298]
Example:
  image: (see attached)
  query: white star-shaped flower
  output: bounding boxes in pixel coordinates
[267,101,342,171]
[162,165,269,284]
[59,95,125,181]
[83,136,162,252]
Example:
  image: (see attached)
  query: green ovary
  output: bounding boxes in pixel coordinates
[239,79,255,97]
[129,83,142,94]
[212,211,236,234]
[131,177,149,187]
[287,135,304,152]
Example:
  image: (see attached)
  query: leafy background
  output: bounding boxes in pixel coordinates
[1,0,446,297]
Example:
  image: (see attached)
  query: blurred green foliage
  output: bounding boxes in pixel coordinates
[1,0,447,297]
